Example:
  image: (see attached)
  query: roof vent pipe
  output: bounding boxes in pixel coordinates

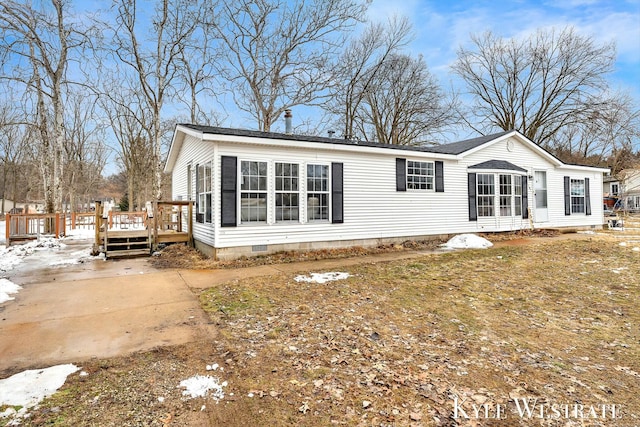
[284,109,292,134]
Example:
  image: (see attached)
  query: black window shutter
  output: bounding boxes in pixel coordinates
[435,161,444,192]
[585,177,591,215]
[521,175,529,219]
[195,164,203,223]
[331,162,344,224]
[221,156,237,227]
[396,158,406,191]
[564,176,571,216]
[468,173,477,221]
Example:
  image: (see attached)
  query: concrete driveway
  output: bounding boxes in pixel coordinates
[0,241,216,376]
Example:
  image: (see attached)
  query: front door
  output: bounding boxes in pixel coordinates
[534,171,548,222]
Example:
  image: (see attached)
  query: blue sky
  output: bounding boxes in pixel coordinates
[366,0,640,99]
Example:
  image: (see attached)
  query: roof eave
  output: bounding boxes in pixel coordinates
[164,124,203,173]
[201,132,459,160]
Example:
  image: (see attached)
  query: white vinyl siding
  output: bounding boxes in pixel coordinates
[169,130,606,252]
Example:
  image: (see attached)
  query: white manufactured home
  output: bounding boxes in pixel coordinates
[165,125,608,259]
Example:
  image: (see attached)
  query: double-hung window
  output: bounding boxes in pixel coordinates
[407,161,434,190]
[477,174,495,217]
[514,177,522,216]
[275,162,299,221]
[570,179,585,214]
[307,164,329,221]
[240,161,268,223]
[499,174,512,216]
[611,183,619,196]
[196,162,211,223]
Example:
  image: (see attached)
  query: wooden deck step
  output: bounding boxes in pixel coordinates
[106,248,151,259]
[105,232,151,259]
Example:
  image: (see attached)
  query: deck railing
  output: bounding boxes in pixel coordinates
[5,213,66,245]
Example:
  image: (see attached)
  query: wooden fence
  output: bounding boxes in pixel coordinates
[5,213,66,245]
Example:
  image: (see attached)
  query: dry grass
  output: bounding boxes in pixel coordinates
[20,234,640,427]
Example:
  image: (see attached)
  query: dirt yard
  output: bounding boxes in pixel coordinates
[10,231,640,426]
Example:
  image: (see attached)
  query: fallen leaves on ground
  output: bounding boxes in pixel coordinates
[19,229,640,427]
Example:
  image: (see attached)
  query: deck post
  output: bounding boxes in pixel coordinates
[153,201,159,251]
[93,201,102,254]
[54,213,59,237]
[5,213,10,246]
[71,212,76,230]
[188,202,193,247]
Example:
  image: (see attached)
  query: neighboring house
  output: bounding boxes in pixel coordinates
[603,175,620,197]
[165,125,608,260]
[617,169,640,212]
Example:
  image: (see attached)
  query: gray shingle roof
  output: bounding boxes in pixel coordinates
[179,124,514,156]
[468,160,527,172]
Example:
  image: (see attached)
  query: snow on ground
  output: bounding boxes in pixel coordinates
[179,375,228,401]
[179,363,228,403]
[0,237,67,273]
[0,364,79,424]
[0,278,21,304]
[442,234,493,250]
[0,220,99,304]
[294,272,351,284]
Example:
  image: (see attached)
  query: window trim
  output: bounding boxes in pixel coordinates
[196,162,212,223]
[239,159,269,224]
[570,178,586,214]
[274,162,300,222]
[473,171,527,219]
[476,173,495,217]
[306,163,330,222]
[406,160,435,191]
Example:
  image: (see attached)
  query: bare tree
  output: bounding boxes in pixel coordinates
[99,79,155,212]
[62,91,108,213]
[452,27,616,149]
[174,2,225,125]
[109,0,200,200]
[0,0,91,213]
[208,0,367,131]
[326,16,412,139]
[549,92,640,170]
[356,54,457,145]
[0,101,28,214]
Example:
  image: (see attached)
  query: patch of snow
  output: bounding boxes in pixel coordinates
[179,375,227,401]
[294,272,351,284]
[0,237,67,273]
[64,227,95,240]
[633,247,640,252]
[611,267,628,274]
[442,234,493,250]
[47,248,95,267]
[0,278,21,304]
[577,230,595,234]
[0,364,79,424]
[619,242,628,247]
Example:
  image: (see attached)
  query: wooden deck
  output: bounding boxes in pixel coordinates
[94,200,194,259]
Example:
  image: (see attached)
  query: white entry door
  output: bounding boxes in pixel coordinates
[534,171,548,222]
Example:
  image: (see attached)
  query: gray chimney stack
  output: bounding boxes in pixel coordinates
[284,109,292,134]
